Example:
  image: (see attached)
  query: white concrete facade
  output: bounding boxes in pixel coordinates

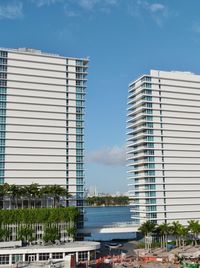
[0,48,87,226]
[0,241,100,266]
[127,70,200,225]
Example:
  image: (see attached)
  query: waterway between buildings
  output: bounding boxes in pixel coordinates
[84,206,136,241]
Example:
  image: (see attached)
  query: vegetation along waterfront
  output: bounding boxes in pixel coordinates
[86,195,129,206]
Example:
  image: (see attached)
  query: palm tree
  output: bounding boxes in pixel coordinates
[138,221,156,251]
[8,184,24,209]
[188,220,200,246]
[47,185,70,208]
[156,223,171,250]
[24,183,40,208]
[178,225,188,248]
[171,221,182,247]
[0,183,9,209]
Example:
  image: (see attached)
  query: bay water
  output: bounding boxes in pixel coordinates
[84,206,136,241]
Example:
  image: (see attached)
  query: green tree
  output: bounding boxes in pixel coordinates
[188,220,200,246]
[17,227,34,243]
[156,223,171,249]
[43,226,59,243]
[171,221,182,247]
[138,221,156,251]
[24,184,40,208]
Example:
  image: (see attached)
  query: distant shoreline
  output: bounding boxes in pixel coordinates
[84,205,130,208]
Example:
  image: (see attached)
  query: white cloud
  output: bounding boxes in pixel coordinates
[31,0,63,7]
[71,0,119,12]
[64,9,78,17]
[78,0,99,10]
[149,3,165,13]
[87,145,126,166]
[0,2,23,20]
[131,1,169,27]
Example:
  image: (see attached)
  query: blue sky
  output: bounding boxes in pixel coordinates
[1,0,200,193]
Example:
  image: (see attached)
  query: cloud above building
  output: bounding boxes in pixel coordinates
[0,2,23,20]
[87,145,126,166]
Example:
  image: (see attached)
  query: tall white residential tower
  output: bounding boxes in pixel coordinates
[127,70,200,225]
[0,48,88,227]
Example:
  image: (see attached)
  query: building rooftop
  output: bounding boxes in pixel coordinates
[0,241,100,253]
[0,47,89,61]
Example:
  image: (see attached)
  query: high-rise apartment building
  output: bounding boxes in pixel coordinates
[0,48,88,227]
[127,70,200,225]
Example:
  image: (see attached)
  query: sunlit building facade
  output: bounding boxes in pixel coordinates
[0,48,88,228]
[127,70,200,225]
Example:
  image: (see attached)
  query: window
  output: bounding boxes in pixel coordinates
[146,206,157,212]
[76,135,83,142]
[142,83,152,88]
[76,142,83,149]
[144,163,155,169]
[76,107,83,114]
[145,184,156,190]
[76,100,84,107]
[145,178,155,183]
[77,185,84,191]
[0,66,7,71]
[145,129,153,134]
[76,156,83,163]
[76,114,83,121]
[146,157,155,162]
[0,51,7,57]
[78,251,88,261]
[146,199,156,204]
[0,255,9,265]
[76,60,83,66]
[145,191,156,197]
[76,74,84,79]
[145,170,155,176]
[0,81,6,86]
[0,58,7,64]
[141,76,151,82]
[76,94,84,100]
[144,103,152,108]
[39,253,49,261]
[143,89,152,95]
[146,143,154,148]
[52,253,63,259]
[145,116,153,121]
[146,213,157,219]
[77,192,84,199]
[0,73,6,79]
[12,254,23,264]
[76,149,83,156]
[144,149,154,155]
[145,122,153,128]
[76,87,85,94]
[144,109,153,114]
[77,178,83,185]
[146,136,154,141]
[77,163,83,170]
[143,96,152,101]
[77,170,84,177]
[76,128,83,135]
[76,80,84,86]
[76,67,84,73]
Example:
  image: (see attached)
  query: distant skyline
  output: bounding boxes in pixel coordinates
[1,0,200,192]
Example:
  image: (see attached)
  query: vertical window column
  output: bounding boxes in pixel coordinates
[159,79,167,222]
[66,60,69,195]
[0,50,7,185]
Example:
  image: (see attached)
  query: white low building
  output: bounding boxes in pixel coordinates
[0,241,100,266]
